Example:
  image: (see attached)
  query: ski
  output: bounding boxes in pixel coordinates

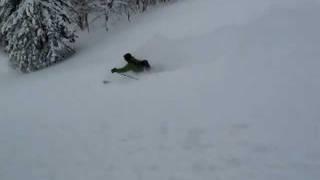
[118,73,139,80]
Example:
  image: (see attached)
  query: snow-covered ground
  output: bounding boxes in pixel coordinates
[1,0,320,180]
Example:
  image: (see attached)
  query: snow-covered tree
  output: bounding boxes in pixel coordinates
[71,0,172,31]
[1,0,77,72]
[0,0,21,25]
[0,0,21,45]
[69,0,94,31]
[96,0,159,30]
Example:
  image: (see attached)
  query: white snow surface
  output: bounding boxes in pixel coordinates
[1,0,320,180]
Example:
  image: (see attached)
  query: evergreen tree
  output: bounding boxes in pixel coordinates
[69,0,91,31]
[1,0,77,72]
[100,0,171,29]
[0,0,21,26]
[0,0,21,45]
[71,0,171,31]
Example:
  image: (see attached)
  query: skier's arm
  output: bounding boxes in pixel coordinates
[114,64,131,73]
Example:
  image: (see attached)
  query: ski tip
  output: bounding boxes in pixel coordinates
[103,80,110,84]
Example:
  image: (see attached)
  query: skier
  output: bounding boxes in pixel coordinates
[111,53,151,73]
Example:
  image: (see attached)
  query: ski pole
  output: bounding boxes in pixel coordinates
[118,73,139,80]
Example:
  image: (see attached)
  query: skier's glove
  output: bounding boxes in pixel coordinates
[111,68,117,73]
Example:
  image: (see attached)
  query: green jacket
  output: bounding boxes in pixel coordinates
[114,62,144,73]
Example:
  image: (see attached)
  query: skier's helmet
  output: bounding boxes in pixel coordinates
[124,53,133,62]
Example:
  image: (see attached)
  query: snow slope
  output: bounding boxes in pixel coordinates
[1,0,320,180]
